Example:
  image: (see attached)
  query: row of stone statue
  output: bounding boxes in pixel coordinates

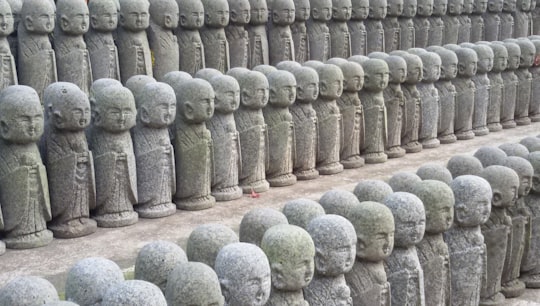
[2,136,540,306]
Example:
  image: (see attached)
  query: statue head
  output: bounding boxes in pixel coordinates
[416,163,453,184]
[202,0,229,27]
[271,0,295,25]
[267,70,297,107]
[46,82,91,132]
[412,180,454,234]
[173,78,215,123]
[165,262,225,306]
[433,0,448,15]
[239,207,288,246]
[499,142,530,159]
[338,61,364,92]
[479,165,519,209]
[361,58,389,91]
[252,64,277,77]
[137,82,176,128]
[419,52,441,82]
[101,280,167,306]
[353,179,393,203]
[119,0,150,31]
[402,0,418,17]
[0,85,43,144]
[0,0,13,36]
[462,0,474,12]
[474,146,508,167]
[0,276,59,306]
[316,64,344,99]
[89,0,118,32]
[293,66,319,103]
[351,0,370,19]
[348,201,395,261]
[417,0,434,16]
[369,0,387,18]
[473,0,489,12]
[248,0,268,24]
[319,189,361,218]
[56,0,89,35]
[209,75,240,114]
[283,198,326,229]
[125,75,157,105]
[503,0,517,11]
[501,41,521,70]
[162,71,192,87]
[311,0,333,21]
[261,224,315,291]
[447,0,464,14]
[489,43,508,72]
[470,44,494,74]
[93,85,137,133]
[6,0,21,31]
[294,0,311,21]
[450,175,492,227]
[195,68,223,81]
[236,70,269,110]
[177,0,204,29]
[446,154,484,178]
[331,0,352,21]
[385,55,408,84]
[387,0,405,16]
[487,0,504,11]
[186,224,239,268]
[388,171,422,192]
[21,0,55,34]
[503,156,534,197]
[516,38,536,68]
[531,39,540,67]
[521,136,540,152]
[402,53,424,84]
[456,47,478,77]
[307,215,356,276]
[149,0,179,29]
[228,0,251,25]
[384,192,426,247]
[528,152,540,194]
[275,60,302,72]
[215,243,271,306]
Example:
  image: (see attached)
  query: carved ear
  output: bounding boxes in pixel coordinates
[24,16,34,31]
[219,279,230,302]
[319,81,327,93]
[492,190,502,206]
[119,13,125,26]
[363,75,370,86]
[241,89,250,103]
[0,120,9,138]
[164,15,173,28]
[180,15,187,26]
[140,106,150,124]
[230,11,238,22]
[271,261,283,278]
[93,108,103,126]
[332,7,338,18]
[296,86,304,99]
[269,88,276,101]
[533,175,540,192]
[184,102,195,120]
[458,63,465,74]
[205,13,211,23]
[273,11,280,22]
[315,249,326,274]
[311,8,319,19]
[60,15,70,31]
[417,5,424,14]
[53,110,64,128]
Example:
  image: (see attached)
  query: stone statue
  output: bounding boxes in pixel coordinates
[399,0,417,49]
[514,0,532,37]
[176,0,205,75]
[305,215,356,306]
[307,0,332,61]
[416,163,453,184]
[500,0,516,39]
[365,0,387,53]
[165,262,225,306]
[43,83,97,238]
[17,0,57,101]
[383,0,403,53]
[442,0,462,44]
[484,0,503,41]
[415,0,433,47]
[417,51,441,148]
[400,53,423,153]
[477,166,519,306]
[263,70,297,186]
[291,0,310,63]
[283,198,326,229]
[195,67,222,81]
[215,242,272,306]
[290,66,319,180]
[498,41,520,129]
[187,223,239,267]
[86,0,121,81]
[101,280,167,306]
[428,0,446,46]
[0,276,60,305]
[444,175,491,306]
[319,189,360,217]
[446,154,484,178]
[247,0,269,68]
[132,82,177,218]
[359,58,388,164]
[232,70,270,193]
[499,142,530,159]
[474,145,508,167]
[471,0,488,41]
[0,0,16,90]
[486,42,506,132]
[261,224,315,306]
[313,64,345,173]
[349,0,368,55]
[225,0,250,68]
[383,192,426,306]
[116,0,152,84]
[0,86,52,249]
[239,207,288,246]
[207,75,242,201]
[147,0,179,81]
[268,0,295,65]
[54,0,92,95]
[252,64,277,76]
[6,0,21,65]
[452,47,477,140]
[514,38,535,126]
[469,44,493,136]
[354,179,394,202]
[88,84,139,227]
[528,39,540,122]
[458,0,473,43]
[334,60,364,168]
[170,79,215,210]
[383,55,407,158]
[412,180,454,306]
[328,0,352,58]
[520,136,540,152]
[200,0,230,73]
[389,171,422,192]
[344,201,394,306]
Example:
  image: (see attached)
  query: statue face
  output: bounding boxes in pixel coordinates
[462,0,474,12]
[365,69,389,90]
[320,76,344,99]
[206,1,229,26]
[503,0,516,11]
[272,1,295,25]
[0,2,14,36]
[508,52,521,69]
[519,0,531,11]
[60,4,90,35]
[230,0,251,25]
[418,0,434,15]
[518,174,532,197]
[423,60,441,82]
[332,0,352,20]
[477,52,494,73]
[271,253,314,290]
[343,71,363,91]
[90,1,118,31]
[1,101,43,143]
[351,0,369,19]
[249,0,268,24]
[185,91,215,122]
[241,82,269,109]
[458,56,477,77]
[402,0,418,17]
[394,211,425,246]
[388,61,407,83]
[407,61,423,83]
[316,238,356,275]
[493,52,508,71]
[441,57,458,79]
[294,0,311,21]
[334,285,353,306]
[269,81,296,107]
[455,191,491,226]
[120,1,150,30]
[487,0,504,12]
[214,87,240,113]
[521,47,535,67]
[495,182,518,208]
[356,223,394,261]
[369,0,388,18]
[54,99,91,131]
[433,0,447,15]
[296,78,319,102]
[226,265,271,306]
[448,0,464,14]
[143,96,176,128]
[426,198,454,233]
[100,98,136,132]
[473,0,488,12]
[387,0,405,16]
[533,173,540,194]
[25,4,55,34]
[311,0,332,21]
[180,2,204,29]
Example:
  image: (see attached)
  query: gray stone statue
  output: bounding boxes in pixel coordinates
[498,41,520,129]
[415,0,433,48]
[446,154,484,178]
[428,0,446,45]
[360,58,388,163]
[471,0,488,41]
[389,171,422,192]
[175,0,205,75]
[307,0,332,61]
[194,67,222,81]
[0,276,59,305]
[442,0,462,44]
[458,0,473,43]
[412,180,454,306]
[484,0,503,41]
[147,0,179,81]
[528,39,540,122]
[17,0,57,101]
[86,0,121,81]
[345,201,394,306]
[354,179,394,202]
[43,82,97,238]
[200,0,230,73]
[291,0,310,63]
[207,75,242,201]
[444,175,491,306]
[328,0,352,58]
[319,189,360,218]
[290,66,319,180]
[0,86,52,249]
[283,198,326,229]
[0,0,16,90]
[239,207,288,246]
[215,242,272,306]
[486,42,506,132]
[384,55,407,158]
[383,0,403,53]
[416,163,453,184]
[520,136,540,152]
[226,0,250,68]
[6,0,21,65]
[500,0,516,39]
[101,280,167,306]
[478,165,519,306]
[469,44,493,136]
[474,145,508,167]
[349,0,369,55]
[132,82,177,218]
[499,142,530,159]
[247,0,269,68]
[116,0,152,84]
[186,223,239,267]
[232,70,270,193]
[400,53,423,153]
[514,0,532,37]
[452,47,477,140]
[268,0,295,65]
[514,38,535,126]
[365,0,387,53]
[304,215,356,306]
[399,0,416,50]
[88,84,139,227]
[165,262,225,306]
[170,79,215,210]
[261,224,315,306]
[417,51,441,148]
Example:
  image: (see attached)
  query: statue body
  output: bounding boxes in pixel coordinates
[0,0,16,90]
[499,12,514,39]
[484,13,501,41]
[384,81,406,158]
[521,192,540,287]
[383,17,401,53]
[487,72,504,131]
[346,261,391,306]
[401,54,423,153]
[513,0,531,37]
[500,42,520,129]
[225,0,250,68]
[452,77,476,140]
[268,25,295,65]
[338,91,364,167]
[329,21,352,58]
[200,28,229,73]
[307,20,331,61]
[348,19,367,55]
[291,22,309,63]
[442,15,460,44]
[529,54,540,122]
[247,0,269,68]
[417,82,439,148]
[385,247,426,306]
[176,29,205,75]
[428,15,444,46]
[471,15,485,41]
[457,16,472,43]
[415,0,434,48]
[435,79,457,143]
[472,73,490,136]
[147,0,179,80]
[515,68,533,124]
[399,17,415,49]
[417,234,451,306]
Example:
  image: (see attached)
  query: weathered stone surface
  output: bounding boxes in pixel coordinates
[384,55,408,158]
[365,0,386,53]
[446,154,484,178]
[0,0,16,90]
[102,280,167,306]
[486,42,507,132]
[239,208,288,246]
[246,0,269,68]
[470,0,487,42]
[319,189,360,218]
[147,0,179,81]
[528,39,540,122]
[520,136,540,152]
[521,152,540,289]
[498,41,520,129]
[467,44,493,136]
[499,142,530,159]
[458,0,473,43]
[474,146,508,167]
[291,0,310,63]
[268,0,295,65]
[165,262,225,306]
[349,0,369,55]
[398,0,416,49]
[0,276,59,306]
[417,51,442,148]
[452,47,478,140]
[383,0,402,52]
[416,163,453,184]
[225,0,250,68]
[307,0,332,61]
[389,171,422,192]
[484,0,503,41]
[187,223,238,267]
[415,0,433,48]
[514,38,535,126]
[176,0,205,75]
[200,0,230,73]
[282,198,326,229]
[400,53,424,153]
[354,179,393,202]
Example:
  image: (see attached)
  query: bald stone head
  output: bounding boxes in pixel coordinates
[56,0,89,35]
[186,223,239,268]
[474,146,508,167]
[353,180,393,203]
[479,165,519,209]
[165,262,225,306]
[503,156,534,197]
[317,64,344,99]
[384,192,426,247]
[412,180,454,234]
[0,85,43,143]
[177,0,204,29]
[283,198,326,229]
[446,154,484,178]
[293,66,319,102]
[137,82,177,128]
[416,163,453,185]
[361,58,389,91]
[385,55,408,84]
[210,74,240,114]
[267,70,297,107]
[89,0,119,32]
[201,0,229,27]
[319,189,360,218]
[21,0,55,34]
[239,207,288,246]
[173,78,215,123]
[119,0,150,31]
[450,175,492,227]
[47,82,91,132]
[388,171,422,192]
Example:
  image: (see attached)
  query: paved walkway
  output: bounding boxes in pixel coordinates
[2,123,540,304]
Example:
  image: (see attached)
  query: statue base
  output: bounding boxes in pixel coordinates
[175,195,216,211]
[294,168,319,180]
[529,114,540,122]
[386,146,406,158]
[515,117,531,126]
[520,273,540,288]
[473,126,490,136]
[267,173,297,187]
[479,292,506,306]
[455,130,475,140]
[421,138,440,149]
[488,123,503,132]
[364,152,388,164]
[48,218,97,238]
[438,133,457,144]
[135,203,177,219]
[341,155,365,169]
[501,279,526,298]
[317,162,344,175]
[502,120,517,129]
[0,241,4,255]
[3,229,53,249]
[402,141,423,153]
[240,179,270,194]
[94,211,139,228]
[212,185,243,201]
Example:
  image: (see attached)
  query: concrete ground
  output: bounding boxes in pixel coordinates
[2,123,540,305]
